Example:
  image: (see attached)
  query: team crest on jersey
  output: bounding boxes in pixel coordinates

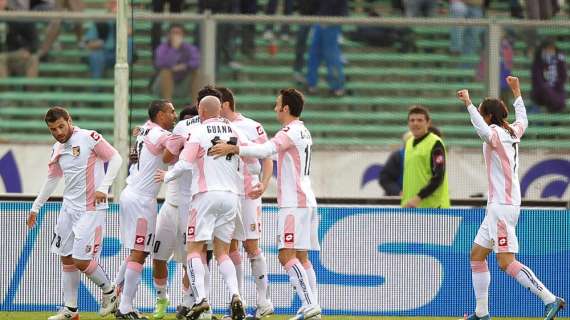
[85,245,92,253]
[250,223,256,232]
[72,146,80,157]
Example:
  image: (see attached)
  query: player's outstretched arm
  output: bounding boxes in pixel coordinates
[506,75,528,137]
[457,89,493,143]
[28,174,61,228]
[506,75,521,99]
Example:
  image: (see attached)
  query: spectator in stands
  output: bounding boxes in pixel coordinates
[151,0,184,60]
[37,0,85,61]
[292,0,319,83]
[84,0,134,81]
[404,0,438,17]
[477,30,514,103]
[196,0,239,69]
[306,0,347,97]
[531,38,567,113]
[379,132,412,196]
[238,0,258,59]
[0,0,39,78]
[153,24,201,100]
[262,0,293,41]
[523,0,559,57]
[449,0,484,56]
[401,105,450,208]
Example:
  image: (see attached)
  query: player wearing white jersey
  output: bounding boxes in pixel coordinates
[151,106,200,320]
[115,100,177,320]
[155,96,247,320]
[211,89,321,320]
[26,107,123,320]
[457,76,565,320]
[217,87,275,318]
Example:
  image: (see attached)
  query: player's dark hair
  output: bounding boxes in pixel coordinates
[148,99,171,122]
[280,88,304,117]
[197,85,222,104]
[45,106,70,123]
[479,98,516,138]
[216,86,235,112]
[180,105,198,120]
[407,105,430,121]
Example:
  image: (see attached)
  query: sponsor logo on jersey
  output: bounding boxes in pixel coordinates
[72,146,80,157]
[188,226,195,236]
[284,232,294,244]
[498,236,507,247]
[135,235,145,245]
[256,126,264,136]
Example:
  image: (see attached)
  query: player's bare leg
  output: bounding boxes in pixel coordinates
[215,237,246,320]
[280,249,320,320]
[116,250,149,319]
[49,256,80,320]
[496,252,563,319]
[152,258,170,319]
[244,239,274,318]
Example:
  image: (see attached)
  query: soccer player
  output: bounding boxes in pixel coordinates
[210,89,322,320]
[457,76,565,320]
[115,100,177,320]
[26,107,123,320]
[217,86,275,318]
[155,96,247,320]
[151,106,199,320]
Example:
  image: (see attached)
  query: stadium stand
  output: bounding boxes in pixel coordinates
[0,0,569,149]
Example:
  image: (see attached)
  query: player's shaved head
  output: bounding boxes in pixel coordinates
[198,95,222,119]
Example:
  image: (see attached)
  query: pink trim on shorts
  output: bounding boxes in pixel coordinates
[302,261,313,270]
[63,264,79,272]
[93,225,103,256]
[229,251,242,265]
[86,151,97,211]
[284,214,295,248]
[506,260,524,277]
[217,255,230,264]
[84,259,99,275]
[497,219,509,252]
[470,260,489,273]
[284,258,300,272]
[127,261,143,273]
[154,277,167,286]
[134,218,148,251]
[494,139,513,204]
[187,208,197,242]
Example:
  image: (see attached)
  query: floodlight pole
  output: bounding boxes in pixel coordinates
[113,0,129,201]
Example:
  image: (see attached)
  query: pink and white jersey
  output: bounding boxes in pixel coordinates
[240,120,317,208]
[179,117,244,197]
[164,116,201,206]
[468,96,528,205]
[48,127,117,211]
[231,113,269,183]
[126,120,176,197]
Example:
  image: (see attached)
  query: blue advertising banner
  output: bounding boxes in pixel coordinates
[0,202,568,317]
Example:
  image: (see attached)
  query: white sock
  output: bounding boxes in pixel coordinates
[302,261,318,304]
[230,250,243,295]
[284,258,316,307]
[203,253,211,298]
[182,284,195,307]
[218,255,240,296]
[118,261,143,314]
[506,261,556,304]
[153,277,168,299]
[471,260,490,317]
[84,260,112,293]
[250,249,269,305]
[187,254,206,302]
[62,264,80,309]
[114,256,129,289]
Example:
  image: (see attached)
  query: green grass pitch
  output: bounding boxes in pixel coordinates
[1,313,568,320]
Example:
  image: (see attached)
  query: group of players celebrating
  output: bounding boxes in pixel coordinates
[27,86,321,320]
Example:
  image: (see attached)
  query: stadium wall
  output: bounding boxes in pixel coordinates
[0,201,568,317]
[1,145,570,200]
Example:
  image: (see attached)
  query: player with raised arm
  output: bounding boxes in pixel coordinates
[457,76,565,320]
[217,86,275,318]
[27,107,123,320]
[155,96,247,320]
[151,106,200,320]
[210,89,321,320]
[115,100,177,320]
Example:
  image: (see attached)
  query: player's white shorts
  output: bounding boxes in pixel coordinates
[119,187,157,253]
[474,203,520,253]
[187,191,241,244]
[50,206,105,260]
[277,207,320,251]
[153,202,187,263]
[233,197,262,241]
